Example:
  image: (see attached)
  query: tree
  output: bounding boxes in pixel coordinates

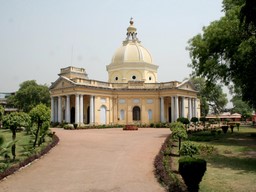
[7,80,50,112]
[191,117,199,129]
[231,95,253,120]
[170,122,188,153]
[0,105,4,127]
[177,117,190,129]
[2,112,31,160]
[29,104,51,148]
[188,0,256,110]
[190,77,228,115]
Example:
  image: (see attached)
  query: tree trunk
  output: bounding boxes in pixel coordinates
[11,127,16,161]
[33,121,41,148]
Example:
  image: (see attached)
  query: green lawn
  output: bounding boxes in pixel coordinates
[173,127,256,192]
[0,128,52,172]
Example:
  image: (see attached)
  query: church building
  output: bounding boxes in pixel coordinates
[49,19,200,126]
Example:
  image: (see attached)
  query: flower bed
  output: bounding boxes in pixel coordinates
[123,125,138,130]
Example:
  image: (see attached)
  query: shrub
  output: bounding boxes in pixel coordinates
[236,123,240,131]
[163,147,172,156]
[63,124,74,130]
[177,117,190,128]
[221,126,229,134]
[180,141,199,157]
[179,157,207,192]
[198,144,217,155]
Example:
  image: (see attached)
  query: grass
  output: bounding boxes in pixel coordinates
[172,127,256,192]
[0,128,53,172]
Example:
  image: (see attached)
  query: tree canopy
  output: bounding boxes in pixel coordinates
[7,80,50,112]
[188,0,256,110]
[190,77,228,116]
[29,104,51,147]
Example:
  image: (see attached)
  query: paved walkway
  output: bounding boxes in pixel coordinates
[0,128,170,192]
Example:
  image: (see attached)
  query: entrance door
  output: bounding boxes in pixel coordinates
[133,106,141,121]
[168,107,172,123]
[87,106,90,124]
[71,107,75,123]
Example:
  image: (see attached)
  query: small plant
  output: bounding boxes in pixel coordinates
[170,122,188,153]
[221,125,229,134]
[236,123,240,131]
[198,144,217,155]
[179,156,207,192]
[177,117,190,129]
[63,124,74,130]
[191,117,199,129]
[180,141,199,157]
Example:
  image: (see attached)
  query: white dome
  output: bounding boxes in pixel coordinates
[106,19,158,83]
[111,41,153,64]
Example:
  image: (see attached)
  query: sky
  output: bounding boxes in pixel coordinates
[0,0,224,93]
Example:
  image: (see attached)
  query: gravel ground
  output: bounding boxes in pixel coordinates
[0,128,170,192]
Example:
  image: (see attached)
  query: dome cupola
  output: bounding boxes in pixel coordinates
[106,18,158,83]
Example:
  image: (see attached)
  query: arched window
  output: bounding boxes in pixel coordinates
[133,106,141,121]
[100,105,107,124]
[120,109,125,120]
[148,109,153,120]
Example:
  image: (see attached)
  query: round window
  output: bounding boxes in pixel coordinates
[115,77,118,81]
[149,77,152,81]
[132,75,136,80]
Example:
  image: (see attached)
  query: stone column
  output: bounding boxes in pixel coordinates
[58,96,62,123]
[51,97,54,122]
[75,94,80,124]
[54,98,58,122]
[181,97,185,117]
[90,95,94,124]
[80,95,84,124]
[194,98,197,117]
[171,96,175,122]
[65,95,70,123]
[188,98,192,120]
[160,97,165,122]
[191,98,194,118]
[175,96,179,120]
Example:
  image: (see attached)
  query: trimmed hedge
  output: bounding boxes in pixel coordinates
[179,157,207,192]
[0,134,59,180]
[154,135,186,192]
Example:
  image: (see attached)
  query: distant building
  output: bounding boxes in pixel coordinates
[0,92,18,113]
[206,112,242,122]
[49,19,200,125]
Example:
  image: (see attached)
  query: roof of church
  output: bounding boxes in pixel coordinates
[110,18,154,65]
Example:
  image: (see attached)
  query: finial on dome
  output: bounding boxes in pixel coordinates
[130,17,134,25]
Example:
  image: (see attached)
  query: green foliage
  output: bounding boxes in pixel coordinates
[188,0,256,110]
[190,77,228,116]
[2,112,31,131]
[29,104,51,147]
[198,144,217,156]
[2,112,31,160]
[179,156,207,192]
[180,141,199,157]
[170,122,188,152]
[0,105,4,122]
[177,117,190,125]
[231,95,253,120]
[7,80,50,112]
[190,117,198,123]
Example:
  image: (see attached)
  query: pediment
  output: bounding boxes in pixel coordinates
[49,76,75,90]
[177,80,197,91]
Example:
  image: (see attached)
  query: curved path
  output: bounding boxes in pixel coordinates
[0,128,170,192]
